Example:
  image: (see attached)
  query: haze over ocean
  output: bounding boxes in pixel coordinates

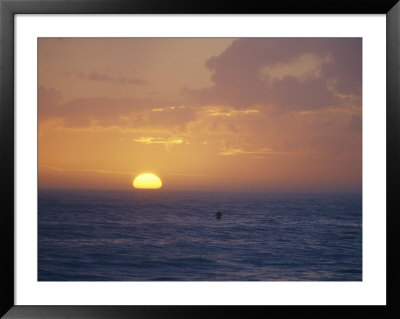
[38,190,362,281]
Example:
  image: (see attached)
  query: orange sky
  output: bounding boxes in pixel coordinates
[38,38,362,192]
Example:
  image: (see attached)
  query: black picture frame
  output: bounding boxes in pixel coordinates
[1,0,399,318]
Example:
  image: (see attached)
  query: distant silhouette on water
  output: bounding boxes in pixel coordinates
[215,211,222,219]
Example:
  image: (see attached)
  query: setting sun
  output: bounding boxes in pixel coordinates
[133,173,162,189]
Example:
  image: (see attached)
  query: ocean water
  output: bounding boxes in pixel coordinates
[38,190,362,281]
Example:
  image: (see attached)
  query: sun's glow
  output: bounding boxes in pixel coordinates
[133,173,162,189]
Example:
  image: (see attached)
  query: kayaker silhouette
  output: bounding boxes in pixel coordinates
[215,211,222,219]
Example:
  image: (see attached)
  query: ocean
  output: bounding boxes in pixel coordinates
[38,190,362,281]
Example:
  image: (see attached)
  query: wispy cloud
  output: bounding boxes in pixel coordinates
[220,147,306,157]
[134,137,166,144]
[151,105,187,112]
[67,71,147,85]
[134,137,184,145]
[38,86,196,130]
[163,173,214,177]
[206,107,259,117]
[133,136,185,151]
[41,165,215,178]
[41,165,136,176]
[298,106,361,116]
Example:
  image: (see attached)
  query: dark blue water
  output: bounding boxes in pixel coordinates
[38,190,362,281]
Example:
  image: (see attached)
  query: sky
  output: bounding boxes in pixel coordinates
[38,38,362,192]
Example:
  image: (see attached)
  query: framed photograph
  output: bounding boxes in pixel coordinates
[1,0,399,318]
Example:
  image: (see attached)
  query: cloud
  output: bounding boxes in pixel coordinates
[205,106,259,117]
[219,147,305,157]
[113,76,147,85]
[38,86,63,121]
[38,86,196,130]
[134,137,184,145]
[133,136,185,151]
[67,71,147,85]
[259,53,331,83]
[184,38,362,112]
[134,137,167,144]
[41,165,135,176]
[146,106,196,130]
